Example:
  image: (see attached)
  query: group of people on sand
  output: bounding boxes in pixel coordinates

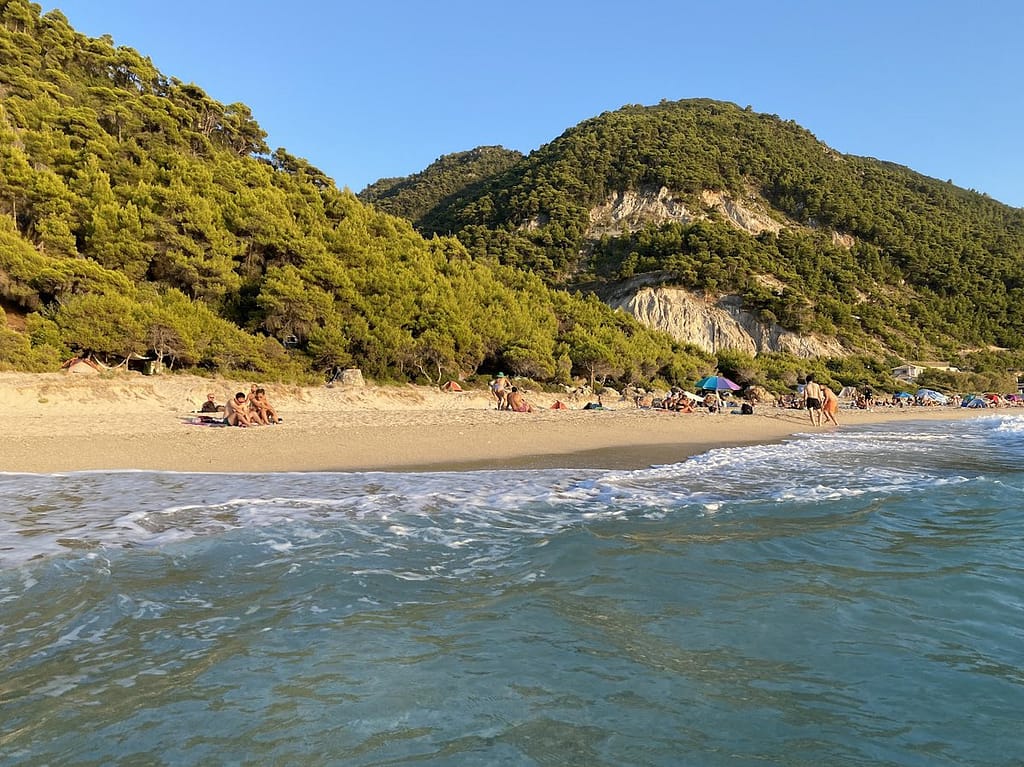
[489,373,533,413]
[802,374,839,427]
[201,385,281,427]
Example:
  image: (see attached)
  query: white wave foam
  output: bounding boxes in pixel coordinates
[1,418,1019,570]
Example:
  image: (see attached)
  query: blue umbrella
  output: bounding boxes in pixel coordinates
[695,375,741,392]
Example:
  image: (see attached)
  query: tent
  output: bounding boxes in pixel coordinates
[695,375,741,392]
[916,388,949,405]
[441,380,463,392]
[838,386,858,399]
[965,397,988,408]
[61,357,103,375]
[894,391,913,400]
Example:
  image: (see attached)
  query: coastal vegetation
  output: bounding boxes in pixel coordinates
[1,0,1022,396]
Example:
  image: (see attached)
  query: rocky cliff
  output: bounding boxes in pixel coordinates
[590,189,846,356]
[606,282,846,358]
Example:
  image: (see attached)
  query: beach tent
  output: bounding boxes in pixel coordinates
[965,397,988,408]
[61,357,103,374]
[894,391,913,400]
[838,386,858,399]
[440,380,463,392]
[916,388,948,405]
[550,400,569,410]
[695,375,741,392]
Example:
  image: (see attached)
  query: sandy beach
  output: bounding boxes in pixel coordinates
[0,371,989,474]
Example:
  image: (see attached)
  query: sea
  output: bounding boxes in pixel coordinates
[2,414,1023,766]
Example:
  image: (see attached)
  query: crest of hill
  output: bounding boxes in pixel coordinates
[370,99,1024,358]
[359,146,523,224]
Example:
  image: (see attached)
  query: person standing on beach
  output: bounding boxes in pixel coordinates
[803,374,824,426]
[490,372,511,410]
[821,384,840,426]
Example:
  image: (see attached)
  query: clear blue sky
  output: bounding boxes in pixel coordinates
[39,1,1024,207]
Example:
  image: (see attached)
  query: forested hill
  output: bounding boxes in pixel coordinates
[2,1,1021,394]
[359,146,523,225]
[0,0,716,388]
[364,100,1024,360]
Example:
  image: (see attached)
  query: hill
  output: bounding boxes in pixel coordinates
[0,1,712,390]
[2,3,1020,395]
[359,146,523,225]
[365,99,1024,367]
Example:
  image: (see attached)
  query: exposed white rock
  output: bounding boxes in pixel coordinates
[699,191,783,235]
[609,286,846,358]
[587,186,693,236]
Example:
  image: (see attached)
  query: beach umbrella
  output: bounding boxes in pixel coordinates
[895,391,913,399]
[695,375,741,392]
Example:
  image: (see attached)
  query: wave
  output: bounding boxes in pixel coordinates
[1,417,1022,569]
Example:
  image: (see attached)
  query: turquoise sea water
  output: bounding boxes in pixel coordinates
[2,415,1024,766]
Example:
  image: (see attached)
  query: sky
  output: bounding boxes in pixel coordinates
[37,0,1024,207]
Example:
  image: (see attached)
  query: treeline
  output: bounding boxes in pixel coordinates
[0,1,714,388]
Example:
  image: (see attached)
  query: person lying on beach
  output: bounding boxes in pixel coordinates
[225,392,255,427]
[507,387,533,413]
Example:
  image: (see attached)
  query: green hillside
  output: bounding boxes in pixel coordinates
[359,146,523,225]
[3,1,1021,395]
[377,100,1024,362]
[0,1,712,388]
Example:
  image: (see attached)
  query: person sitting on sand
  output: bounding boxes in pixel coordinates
[507,386,533,413]
[704,393,721,414]
[225,391,255,427]
[200,393,225,413]
[250,387,281,424]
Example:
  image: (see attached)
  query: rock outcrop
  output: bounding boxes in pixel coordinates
[608,285,846,358]
[586,187,785,238]
[699,190,783,235]
[587,186,694,236]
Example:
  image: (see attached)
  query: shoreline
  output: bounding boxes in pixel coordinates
[0,372,998,474]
